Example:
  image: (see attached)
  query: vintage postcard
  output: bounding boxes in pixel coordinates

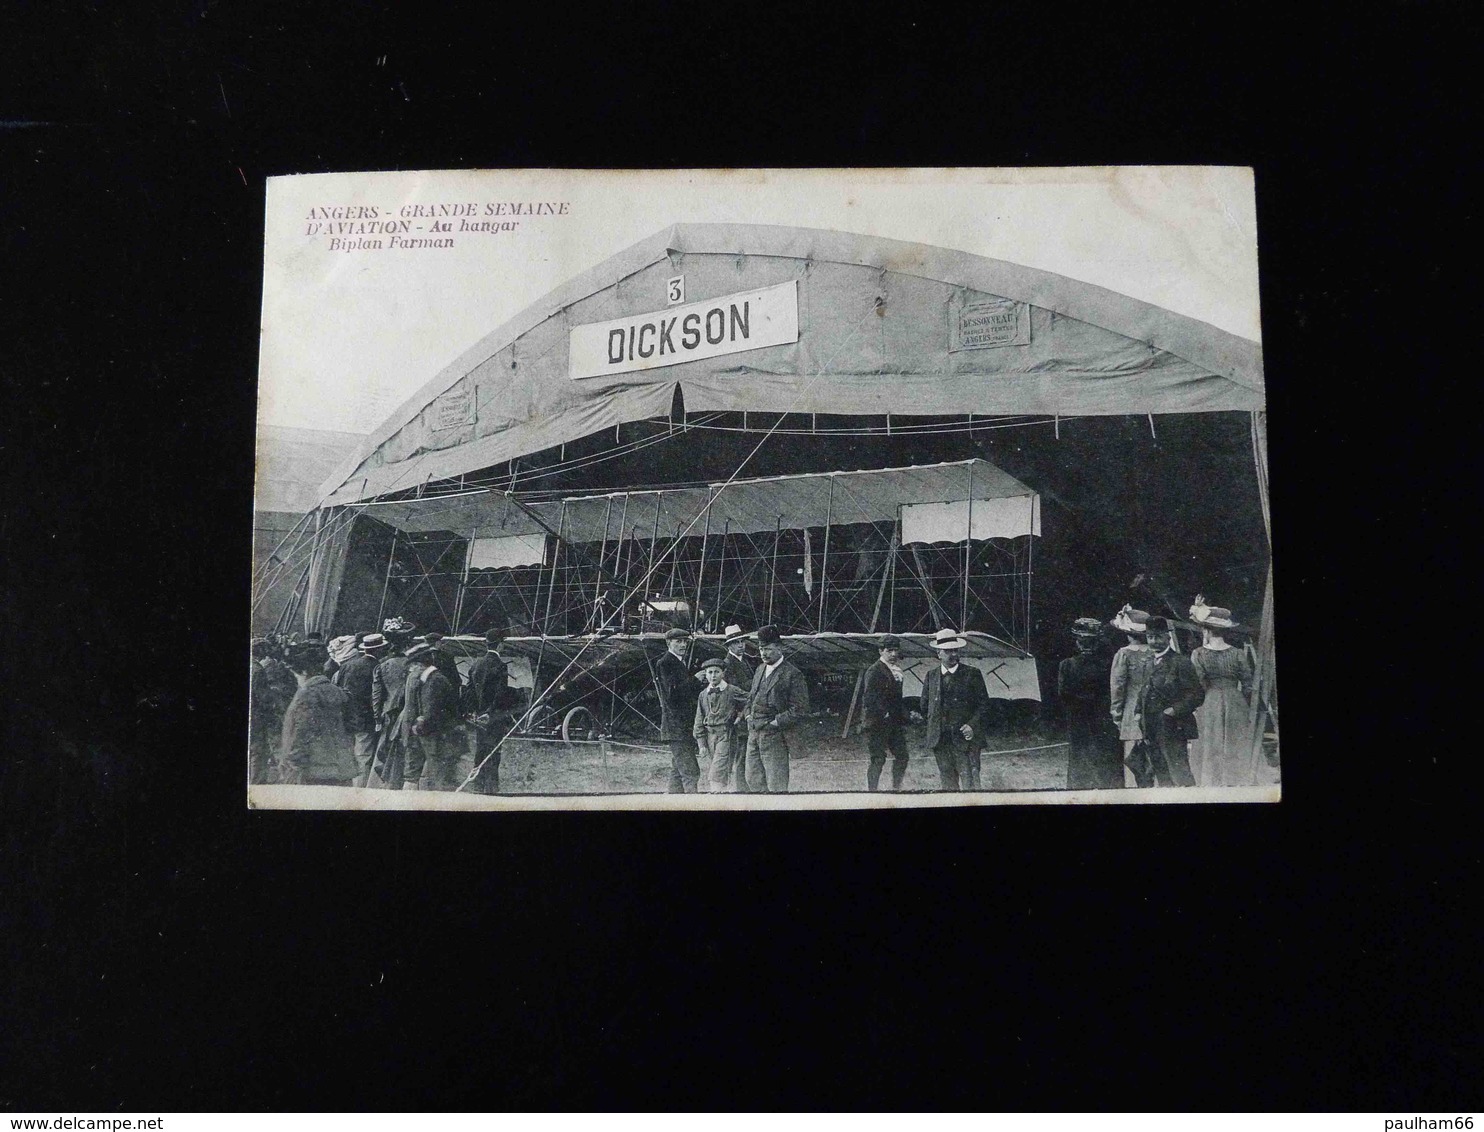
[249,166,1276,810]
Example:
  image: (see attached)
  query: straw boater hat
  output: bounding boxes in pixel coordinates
[360,632,387,652]
[1188,596,1245,633]
[1110,605,1151,635]
[931,627,968,650]
[1071,617,1104,639]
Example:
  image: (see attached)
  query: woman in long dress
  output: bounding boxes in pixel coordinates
[1058,618,1125,790]
[1109,605,1156,787]
[1187,597,1257,787]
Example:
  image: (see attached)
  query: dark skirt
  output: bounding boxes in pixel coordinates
[1066,715,1125,790]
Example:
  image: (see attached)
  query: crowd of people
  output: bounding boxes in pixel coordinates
[1058,598,1270,791]
[248,617,519,792]
[248,595,1270,796]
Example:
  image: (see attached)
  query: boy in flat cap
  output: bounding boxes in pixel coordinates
[693,657,743,791]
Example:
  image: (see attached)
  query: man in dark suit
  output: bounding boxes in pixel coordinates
[721,624,757,794]
[371,624,415,788]
[332,633,383,787]
[743,625,811,793]
[920,628,991,791]
[1135,616,1205,787]
[464,628,517,794]
[423,631,464,692]
[249,638,291,786]
[405,642,462,791]
[656,627,701,793]
[861,635,909,791]
[277,643,359,787]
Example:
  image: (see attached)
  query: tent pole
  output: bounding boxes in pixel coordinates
[303,507,328,637]
[692,489,712,631]
[375,527,399,630]
[841,668,867,740]
[818,477,834,632]
[962,461,975,630]
[767,516,781,625]
[615,493,631,629]
[714,518,729,630]
[644,495,662,610]
[867,530,891,634]
[1025,495,1035,653]
[539,501,567,636]
[451,529,474,635]
[594,497,613,628]
[889,509,900,633]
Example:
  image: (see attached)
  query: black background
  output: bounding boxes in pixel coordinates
[1,2,1478,1111]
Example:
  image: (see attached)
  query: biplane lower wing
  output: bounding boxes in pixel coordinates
[443,630,1029,671]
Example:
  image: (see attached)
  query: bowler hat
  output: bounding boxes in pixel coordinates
[756,625,782,646]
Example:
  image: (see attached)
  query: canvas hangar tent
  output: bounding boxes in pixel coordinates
[252,223,1273,743]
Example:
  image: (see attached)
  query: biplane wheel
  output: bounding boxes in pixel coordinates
[561,706,600,745]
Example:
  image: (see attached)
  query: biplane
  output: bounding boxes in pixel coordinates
[367,458,1044,742]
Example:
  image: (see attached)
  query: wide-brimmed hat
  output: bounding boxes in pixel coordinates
[664,627,692,641]
[329,635,360,665]
[698,657,727,673]
[723,623,747,643]
[1071,617,1104,638]
[382,616,415,635]
[757,625,783,647]
[931,628,968,650]
[360,633,387,652]
[1188,596,1245,633]
[1110,605,1151,635]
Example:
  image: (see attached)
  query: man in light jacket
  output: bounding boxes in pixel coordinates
[743,625,810,793]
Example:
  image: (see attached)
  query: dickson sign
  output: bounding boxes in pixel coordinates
[568,280,799,380]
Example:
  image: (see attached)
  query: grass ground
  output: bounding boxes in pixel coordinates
[464,716,1071,794]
